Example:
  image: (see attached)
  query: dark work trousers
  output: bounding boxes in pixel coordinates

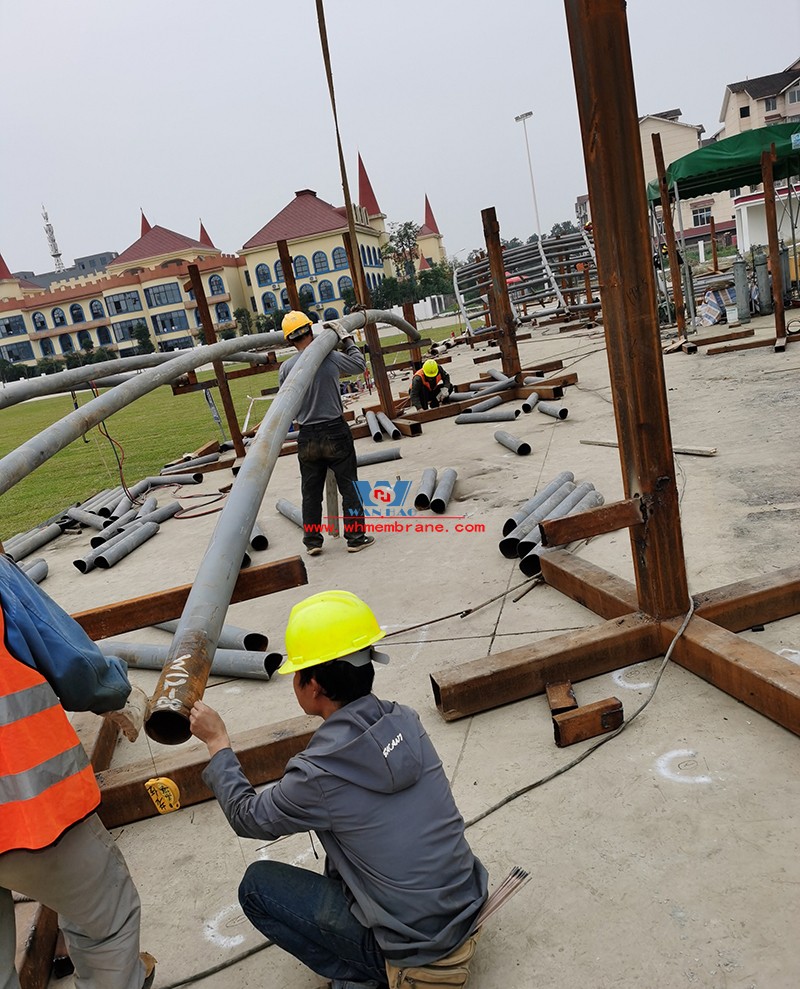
[297,418,365,548]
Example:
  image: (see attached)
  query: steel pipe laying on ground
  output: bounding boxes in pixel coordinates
[467,379,517,398]
[64,507,107,531]
[498,482,578,558]
[375,412,401,440]
[502,471,576,536]
[250,521,269,552]
[515,483,597,560]
[76,522,146,573]
[276,498,303,528]
[161,453,220,474]
[5,523,64,563]
[464,395,503,414]
[518,490,605,577]
[455,409,521,424]
[97,641,283,681]
[135,496,158,518]
[365,410,383,442]
[430,468,458,515]
[92,510,142,546]
[521,395,539,414]
[19,559,48,584]
[413,468,438,510]
[356,447,402,467]
[155,620,269,653]
[94,522,160,570]
[537,402,569,420]
[495,431,531,456]
[109,494,135,519]
[144,310,420,746]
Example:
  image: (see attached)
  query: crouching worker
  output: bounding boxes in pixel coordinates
[190,590,487,989]
[410,359,453,411]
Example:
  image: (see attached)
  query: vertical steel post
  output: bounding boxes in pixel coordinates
[761,149,787,346]
[564,0,689,618]
[652,134,686,335]
[709,216,719,271]
[482,207,521,379]
[277,240,301,310]
[402,301,422,369]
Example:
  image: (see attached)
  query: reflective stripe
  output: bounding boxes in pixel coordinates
[0,680,57,727]
[0,741,90,805]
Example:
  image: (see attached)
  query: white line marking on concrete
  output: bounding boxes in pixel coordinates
[655,749,711,785]
[203,902,248,948]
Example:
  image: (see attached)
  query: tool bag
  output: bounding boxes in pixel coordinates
[385,931,481,989]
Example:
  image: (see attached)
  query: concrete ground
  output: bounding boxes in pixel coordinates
[16,312,800,988]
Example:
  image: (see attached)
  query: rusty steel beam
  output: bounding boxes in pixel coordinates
[539,497,644,546]
[693,565,800,632]
[652,132,687,337]
[537,548,638,619]
[761,149,787,348]
[277,240,301,310]
[482,207,522,379]
[564,0,689,619]
[553,697,623,747]
[402,301,423,369]
[430,613,660,721]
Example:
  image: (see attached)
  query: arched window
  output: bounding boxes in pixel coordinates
[97,327,111,346]
[360,245,367,267]
[59,333,74,353]
[261,292,277,312]
[39,338,55,356]
[77,329,92,349]
[52,308,66,327]
[255,263,270,287]
[209,274,224,296]
[332,247,347,269]
[337,275,353,296]
[293,255,309,278]
[372,247,380,266]
[90,300,104,319]
[318,279,334,301]
[70,304,85,323]
[299,284,315,306]
[195,309,203,327]
[32,312,46,330]
[323,307,339,321]
[312,251,329,274]
[216,302,231,322]
[274,260,284,281]
[280,288,290,308]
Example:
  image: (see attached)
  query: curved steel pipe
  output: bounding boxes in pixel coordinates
[76,522,145,573]
[155,620,269,653]
[430,468,458,515]
[98,641,282,680]
[413,468,438,510]
[65,507,107,531]
[494,431,531,456]
[145,310,419,745]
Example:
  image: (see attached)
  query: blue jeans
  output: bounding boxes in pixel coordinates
[239,861,387,986]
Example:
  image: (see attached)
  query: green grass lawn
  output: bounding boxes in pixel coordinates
[0,321,462,538]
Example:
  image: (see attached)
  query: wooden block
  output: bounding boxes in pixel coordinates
[546,681,578,714]
[521,360,564,374]
[553,697,623,746]
[17,904,58,989]
[189,440,220,458]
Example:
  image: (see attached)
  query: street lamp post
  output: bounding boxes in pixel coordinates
[514,110,542,240]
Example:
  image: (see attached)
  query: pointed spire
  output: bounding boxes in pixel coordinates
[423,195,441,235]
[418,252,431,271]
[358,153,382,216]
[0,251,13,281]
[140,210,152,236]
[199,220,215,248]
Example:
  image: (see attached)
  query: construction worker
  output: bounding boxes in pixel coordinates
[409,359,453,411]
[280,311,374,556]
[190,590,487,989]
[0,554,156,989]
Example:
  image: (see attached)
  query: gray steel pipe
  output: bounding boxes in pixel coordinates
[19,558,48,584]
[521,395,540,413]
[135,496,158,518]
[5,523,63,563]
[155,620,269,653]
[430,468,458,515]
[276,498,303,528]
[65,507,107,531]
[356,447,402,467]
[0,331,286,496]
[375,412,401,440]
[365,410,383,442]
[502,471,576,535]
[145,310,419,745]
[519,490,605,576]
[161,453,220,474]
[484,368,511,383]
[464,395,503,414]
[130,501,182,528]
[516,482,597,560]
[95,521,160,570]
[455,409,521,424]
[537,402,569,420]
[98,641,282,681]
[92,508,142,545]
[413,468,438,510]
[109,494,135,519]
[80,487,123,513]
[494,431,531,456]
[250,521,269,552]
[498,482,577,558]
[466,379,516,398]
[76,522,145,573]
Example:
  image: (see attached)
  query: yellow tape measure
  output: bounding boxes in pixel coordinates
[144,777,181,814]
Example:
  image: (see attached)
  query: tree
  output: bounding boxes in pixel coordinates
[219,327,237,340]
[37,356,65,376]
[418,260,455,298]
[501,236,523,249]
[234,307,253,335]
[549,220,579,237]
[526,233,540,245]
[132,321,154,354]
[382,221,421,295]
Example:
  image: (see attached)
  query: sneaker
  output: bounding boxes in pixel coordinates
[141,952,157,989]
[347,536,375,554]
[306,546,323,556]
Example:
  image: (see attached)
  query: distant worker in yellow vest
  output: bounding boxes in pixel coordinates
[410,360,453,411]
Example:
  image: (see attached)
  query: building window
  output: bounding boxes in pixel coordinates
[788,87,800,105]
[261,291,278,312]
[318,279,334,301]
[144,283,182,308]
[280,288,290,307]
[299,284,315,306]
[244,270,252,286]
[111,319,145,342]
[77,329,92,349]
[692,206,712,227]
[151,310,190,334]
[312,251,329,273]
[765,96,777,112]
[250,296,257,312]
[739,105,750,119]
[208,274,225,296]
[98,327,112,346]
[255,263,270,286]
[90,300,105,319]
[195,309,203,328]
[730,187,741,198]
[215,302,231,322]
[332,247,347,269]
[293,255,310,278]
[0,341,34,362]
[70,304,85,323]
[338,275,353,296]
[40,338,55,357]
[323,307,339,321]
[59,333,74,353]
[52,307,67,326]
[32,312,47,331]
[0,314,26,338]
[360,245,367,267]
[105,291,142,315]
[274,260,284,282]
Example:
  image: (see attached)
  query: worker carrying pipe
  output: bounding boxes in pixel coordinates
[279,311,374,556]
[410,360,453,411]
[190,590,487,989]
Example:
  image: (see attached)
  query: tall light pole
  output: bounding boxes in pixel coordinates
[514,111,542,240]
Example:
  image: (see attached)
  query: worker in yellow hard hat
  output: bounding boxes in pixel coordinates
[190,590,487,989]
[278,311,374,556]
[410,358,453,411]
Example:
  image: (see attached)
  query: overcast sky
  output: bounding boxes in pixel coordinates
[1,1,797,273]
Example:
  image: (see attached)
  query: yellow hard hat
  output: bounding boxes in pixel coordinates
[280,590,386,674]
[422,359,439,377]
[282,310,313,340]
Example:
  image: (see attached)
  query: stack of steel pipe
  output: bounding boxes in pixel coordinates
[160,453,220,475]
[518,488,605,577]
[94,521,160,570]
[498,480,578,558]
[19,558,48,584]
[75,522,146,573]
[502,472,575,536]
[98,641,283,681]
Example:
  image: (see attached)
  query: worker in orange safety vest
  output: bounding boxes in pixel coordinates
[410,360,453,411]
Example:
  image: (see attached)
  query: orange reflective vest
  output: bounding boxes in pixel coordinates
[414,368,442,391]
[0,603,99,854]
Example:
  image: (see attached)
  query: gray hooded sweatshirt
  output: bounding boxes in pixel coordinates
[202,693,488,965]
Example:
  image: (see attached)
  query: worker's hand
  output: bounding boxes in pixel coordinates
[190,700,231,757]
[325,320,353,344]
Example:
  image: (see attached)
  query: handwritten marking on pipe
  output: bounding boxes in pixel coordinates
[203,902,249,948]
[655,749,712,785]
[151,653,191,712]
